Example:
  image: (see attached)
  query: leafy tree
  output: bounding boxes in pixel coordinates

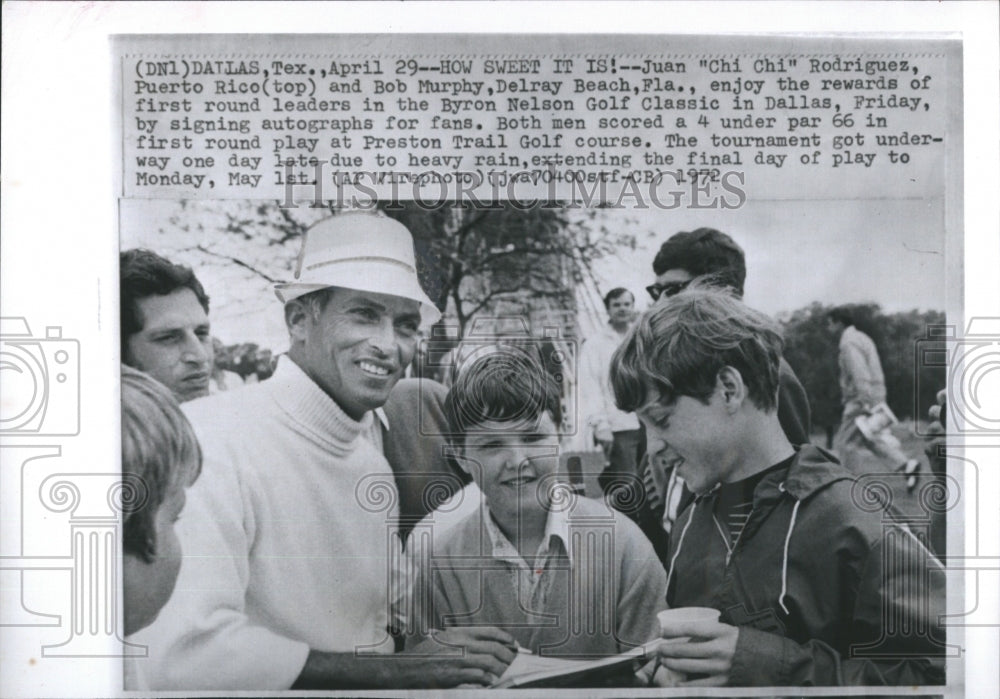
[780,303,842,445]
[381,203,631,337]
[880,308,947,423]
[151,200,633,341]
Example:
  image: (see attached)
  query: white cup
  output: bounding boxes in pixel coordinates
[645,607,721,687]
[657,606,721,642]
[650,607,719,687]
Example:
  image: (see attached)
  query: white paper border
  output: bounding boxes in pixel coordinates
[1,2,996,697]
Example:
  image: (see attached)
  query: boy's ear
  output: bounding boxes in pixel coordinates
[716,366,747,411]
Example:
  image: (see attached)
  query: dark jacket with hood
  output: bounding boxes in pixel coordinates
[666,445,946,686]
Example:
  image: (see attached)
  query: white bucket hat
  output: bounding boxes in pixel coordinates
[274,212,442,325]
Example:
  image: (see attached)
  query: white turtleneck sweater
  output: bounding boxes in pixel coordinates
[128,359,400,690]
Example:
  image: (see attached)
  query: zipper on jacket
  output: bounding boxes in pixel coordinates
[711,509,754,567]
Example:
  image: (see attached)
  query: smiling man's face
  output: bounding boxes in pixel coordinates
[461,412,560,528]
[296,287,421,420]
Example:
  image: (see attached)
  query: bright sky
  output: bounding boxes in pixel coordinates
[581,198,948,327]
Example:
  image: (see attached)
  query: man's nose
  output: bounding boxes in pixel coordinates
[512,447,546,478]
[646,435,667,456]
[646,436,673,467]
[501,444,529,469]
[367,319,398,355]
[181,333,210,364]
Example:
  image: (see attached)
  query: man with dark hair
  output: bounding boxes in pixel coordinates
[120,249,213,402]
[827,307,919,484]
[610,288,945,687]
[650,227,747,296]
[826,306,854,329]
[578,287,642,497]
[648,229,810,443]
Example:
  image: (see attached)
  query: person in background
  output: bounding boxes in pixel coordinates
[578,287,641,498]
[244,348,276,384]
[610,287,945,687]
[648,229,811,445]
[208,337,244,393]
[924,388,948,556]
[827,306,920,486]
[121,249,213,402]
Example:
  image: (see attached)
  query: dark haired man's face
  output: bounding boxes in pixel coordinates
[125,288,213,402]
[607,293,636,326]
[647,268,694,303]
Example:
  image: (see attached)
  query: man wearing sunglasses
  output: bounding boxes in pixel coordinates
[646,278,693,302]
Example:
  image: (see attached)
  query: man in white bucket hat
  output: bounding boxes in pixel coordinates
[131,212,515,690]
[275,211,442,323]
[273,211,442,420]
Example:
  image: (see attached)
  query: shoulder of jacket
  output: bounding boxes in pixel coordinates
[790,477,889,545]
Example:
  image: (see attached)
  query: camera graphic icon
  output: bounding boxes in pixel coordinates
[0,317,80,436]
[914,318,1000,435]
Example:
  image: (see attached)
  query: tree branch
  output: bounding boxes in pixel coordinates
[193,245,280,283]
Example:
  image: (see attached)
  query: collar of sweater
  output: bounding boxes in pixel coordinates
[266,356,375,447]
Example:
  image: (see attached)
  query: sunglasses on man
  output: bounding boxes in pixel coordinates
[645,279,692,301]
